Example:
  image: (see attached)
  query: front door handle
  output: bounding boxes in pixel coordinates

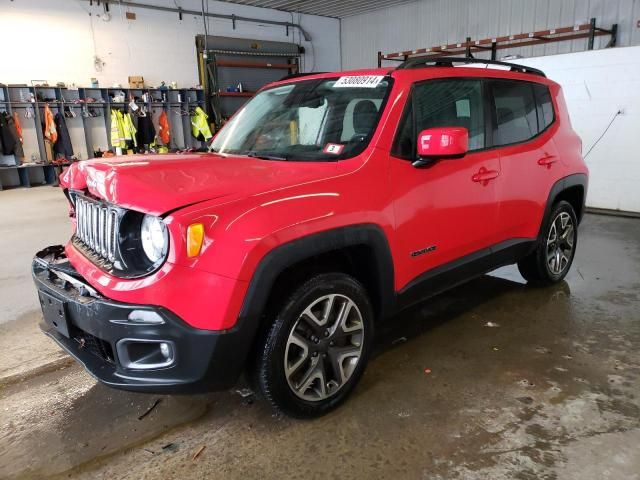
[472,167,499,185]
[537,154,557,168]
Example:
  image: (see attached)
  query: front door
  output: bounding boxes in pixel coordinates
[390,78,502,292]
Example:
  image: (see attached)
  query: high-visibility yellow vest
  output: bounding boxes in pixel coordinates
[110,110,125,149]
[111,110,138,149]
[191,107,212,140]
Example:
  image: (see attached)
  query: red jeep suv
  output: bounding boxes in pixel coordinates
[33,58,587,418]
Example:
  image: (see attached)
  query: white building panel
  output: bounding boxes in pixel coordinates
[341,0,638,69]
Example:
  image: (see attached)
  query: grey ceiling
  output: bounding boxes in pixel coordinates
[218,0,420,18]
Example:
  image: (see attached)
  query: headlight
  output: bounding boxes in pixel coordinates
[140,215,168,263]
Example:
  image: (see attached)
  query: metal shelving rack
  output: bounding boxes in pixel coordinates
[207,50,299,127]
[378,17,618,65]
[196,35,302,129]
[0,84,205,190]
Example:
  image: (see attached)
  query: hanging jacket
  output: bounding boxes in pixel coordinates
[158,110,170,145]
[13,112,23,142]
[43,104,58,144]
[136,114,156,146]
[122,112,138,147]
[110,110,124,149]
[190,107,212,141]
[0,113,15,155]
[110,109,137,150]
[0,112,24,158]
[6,113,24,158]
[53,112,74,159]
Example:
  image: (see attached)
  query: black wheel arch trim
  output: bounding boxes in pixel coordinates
[542,173,588,231]
[238,224,395,328]
[234,224,395,374]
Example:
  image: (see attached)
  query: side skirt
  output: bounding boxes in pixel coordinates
[395,238,536,312]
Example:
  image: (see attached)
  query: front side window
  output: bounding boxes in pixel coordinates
[491,81,538,146]
[211,77,392,161]
[391,79,486,158]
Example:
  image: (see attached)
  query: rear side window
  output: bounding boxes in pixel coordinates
[491,81,538,146]
[533,84,554,131]
[391,79,485,158]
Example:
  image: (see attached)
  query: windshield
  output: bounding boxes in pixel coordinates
[211,76,392,161]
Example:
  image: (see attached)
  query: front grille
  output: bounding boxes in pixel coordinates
[74,196,119,263]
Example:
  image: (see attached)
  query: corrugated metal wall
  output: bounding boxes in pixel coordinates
[341,0,640,69]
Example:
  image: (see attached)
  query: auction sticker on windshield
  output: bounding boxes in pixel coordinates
[323,143,345,155]
[333,76,385,88]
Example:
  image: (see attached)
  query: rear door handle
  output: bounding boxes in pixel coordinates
[472,167,499,185]
[537,154,557,168]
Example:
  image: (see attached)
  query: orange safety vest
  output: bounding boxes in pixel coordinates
[43,104,58,143]
[13,112,23,142]
[158,110,170,145]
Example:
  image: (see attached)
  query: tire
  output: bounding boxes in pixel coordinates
[253,273,374,418]
[518,200,578,285]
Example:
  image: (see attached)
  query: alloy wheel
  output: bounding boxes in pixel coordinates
[284,294,364,402]
[546,212,575,275]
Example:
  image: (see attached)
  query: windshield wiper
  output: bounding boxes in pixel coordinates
[246,151,288,161]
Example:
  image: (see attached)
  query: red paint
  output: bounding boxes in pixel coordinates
[417,127,468,157]
[58,66,587,331]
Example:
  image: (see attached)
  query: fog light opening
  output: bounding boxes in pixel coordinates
[159,342,171,360]
[116,339,176,369]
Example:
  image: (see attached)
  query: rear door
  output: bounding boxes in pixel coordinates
[390,78,502,291]
[490,80,560,240]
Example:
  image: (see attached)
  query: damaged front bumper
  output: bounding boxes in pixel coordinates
[32,246,247,393]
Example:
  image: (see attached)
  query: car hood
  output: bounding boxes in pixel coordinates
[59,153,337,215]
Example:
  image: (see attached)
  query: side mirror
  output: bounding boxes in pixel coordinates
[413,127,469,167]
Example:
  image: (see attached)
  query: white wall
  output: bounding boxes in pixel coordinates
[0,0,340,88]
[518,46,640,213]
[341,0,640,70]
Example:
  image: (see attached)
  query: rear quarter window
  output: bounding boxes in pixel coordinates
[533,84,555,131]
[491,80,538,146]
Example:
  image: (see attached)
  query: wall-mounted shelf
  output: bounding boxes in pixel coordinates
[0,163,60,190]
[378,17,618,65]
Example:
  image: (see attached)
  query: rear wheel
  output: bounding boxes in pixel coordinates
[518,200,577,285]
[253,273,374,418]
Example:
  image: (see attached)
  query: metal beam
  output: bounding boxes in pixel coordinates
[588,17,596,50]
[78,0,312,40]
[217,0,417,18]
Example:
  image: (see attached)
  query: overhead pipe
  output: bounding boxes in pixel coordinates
[79,0,312,41]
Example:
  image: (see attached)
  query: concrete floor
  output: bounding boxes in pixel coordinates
[1,186,639,479]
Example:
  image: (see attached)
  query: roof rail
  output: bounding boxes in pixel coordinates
[396,56,546,77]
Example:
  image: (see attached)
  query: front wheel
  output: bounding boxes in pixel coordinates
[253,273,374,418]
[518,200,578,285]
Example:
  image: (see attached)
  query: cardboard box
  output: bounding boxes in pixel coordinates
[128,76,144,88]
